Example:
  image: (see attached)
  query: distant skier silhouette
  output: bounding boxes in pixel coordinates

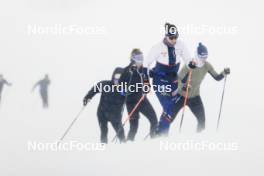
[0,74,12,105]
[32,74,51,108]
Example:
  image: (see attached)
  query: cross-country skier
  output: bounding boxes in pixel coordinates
[146,23,195,135]
[0,74,12,105]
[119,48,158,141]
[83,68,126,144]
[158,42,230,134]
[32,74,51,108]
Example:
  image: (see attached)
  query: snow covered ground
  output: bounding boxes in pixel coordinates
[0,0,263,175]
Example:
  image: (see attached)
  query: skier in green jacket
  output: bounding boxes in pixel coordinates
[156,43,230,135]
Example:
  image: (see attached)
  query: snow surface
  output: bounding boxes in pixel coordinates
[0,0,263,175]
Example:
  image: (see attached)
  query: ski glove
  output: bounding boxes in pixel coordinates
[83,98,90,106]
[182,84,191,97]
[130,65,137,72]
[181,82,192,91]
[224,68,230,75]
[188,61,196,69]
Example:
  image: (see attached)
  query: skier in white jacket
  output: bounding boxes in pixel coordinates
[145,22,195,136]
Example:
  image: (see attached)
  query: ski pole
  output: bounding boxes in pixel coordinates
[179,70,193,133]
[216,76,227,131]
[111,94,146,143]
[58,106,86,143]
[143,133,150,141]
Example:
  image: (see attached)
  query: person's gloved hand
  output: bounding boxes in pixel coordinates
[83,97,90,106]
[224,68,230,75]
[130,65,137,72]
[188,61,196,69]
[181,83,191,98]
[182,83,191,91]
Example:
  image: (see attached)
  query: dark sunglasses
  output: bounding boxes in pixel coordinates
[169,36,177,40]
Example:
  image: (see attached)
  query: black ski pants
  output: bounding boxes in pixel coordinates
[126,97,158,141]
[172,95,205,132]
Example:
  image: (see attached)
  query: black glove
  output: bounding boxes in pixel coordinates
[130,65,137,72]
[224,68,230,75]
[83,97,90,106]
[188,61,196,69]
[182,85,187,91]
[182,83,191,91]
